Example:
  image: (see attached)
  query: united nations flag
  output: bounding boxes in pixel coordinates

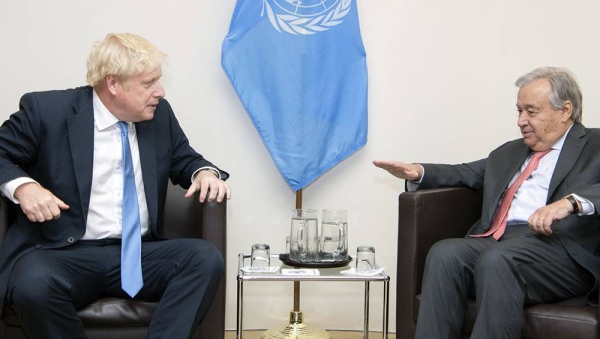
[222,0,368,191]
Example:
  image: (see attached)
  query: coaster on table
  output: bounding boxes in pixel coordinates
[340,267,386,276]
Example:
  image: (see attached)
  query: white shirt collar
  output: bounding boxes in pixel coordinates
[92,90,122,131]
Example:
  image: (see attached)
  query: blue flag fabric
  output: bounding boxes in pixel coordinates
[222,0,368,191]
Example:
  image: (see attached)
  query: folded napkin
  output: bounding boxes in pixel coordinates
[340,267,386,276]
[241,266,280,274]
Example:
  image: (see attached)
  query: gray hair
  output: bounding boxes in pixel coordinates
[515,67,582,123]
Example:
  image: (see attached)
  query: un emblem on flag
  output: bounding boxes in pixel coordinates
[262,0,352,35]
[275,0,338,15]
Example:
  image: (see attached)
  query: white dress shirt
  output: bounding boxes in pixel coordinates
[83,91,150,239]
[505,125,593,223]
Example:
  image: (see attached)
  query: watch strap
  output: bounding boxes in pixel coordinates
[565,195,580,214]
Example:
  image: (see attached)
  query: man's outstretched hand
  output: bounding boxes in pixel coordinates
[373,160,423,181]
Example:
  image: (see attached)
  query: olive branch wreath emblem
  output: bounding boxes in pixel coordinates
[261,0,352,35]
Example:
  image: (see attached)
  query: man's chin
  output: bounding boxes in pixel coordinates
[142,110,155,121]
[522,138,537,148]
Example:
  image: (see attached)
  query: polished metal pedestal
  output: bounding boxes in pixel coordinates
[261,311,331,339]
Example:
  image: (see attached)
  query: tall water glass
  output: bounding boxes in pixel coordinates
[319,209,348,262]
[289,209,319,262]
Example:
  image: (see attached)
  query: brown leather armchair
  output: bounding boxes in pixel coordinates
[0,184,227,339]
[397,187,599,339]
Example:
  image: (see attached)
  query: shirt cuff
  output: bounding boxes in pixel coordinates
[191,167,221,182]
[571,193,595,215]
[0,177,39,204]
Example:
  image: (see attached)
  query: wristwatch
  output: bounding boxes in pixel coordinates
[564,195,580,214]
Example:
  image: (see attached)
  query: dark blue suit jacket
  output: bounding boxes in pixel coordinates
[0,86,229,314]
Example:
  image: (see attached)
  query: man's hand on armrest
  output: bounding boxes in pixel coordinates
[14,183,70,223]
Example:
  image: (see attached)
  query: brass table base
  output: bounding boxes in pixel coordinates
[261,311,331,339]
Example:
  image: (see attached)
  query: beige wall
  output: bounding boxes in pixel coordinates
[1,0,600,333]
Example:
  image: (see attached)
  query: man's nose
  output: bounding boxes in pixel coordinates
[154,82,165,98]
[517,113,527,127]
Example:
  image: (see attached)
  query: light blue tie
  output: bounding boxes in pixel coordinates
[118,122,143,297]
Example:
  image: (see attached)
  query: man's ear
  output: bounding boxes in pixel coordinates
[561,101,573,123]
[105,75,119,95]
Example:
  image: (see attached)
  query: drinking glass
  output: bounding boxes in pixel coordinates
[289,209,319,262]
[356,245,376,272]
[319,209,348,262]
[251,243,270,268]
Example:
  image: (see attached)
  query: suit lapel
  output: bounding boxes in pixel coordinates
[67,88,95,220]
[548,123,587,200]
[487,144,531,214]
[136,120,158,229]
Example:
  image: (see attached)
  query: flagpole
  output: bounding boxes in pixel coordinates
[261,189,330,339]
[294,189,302,311]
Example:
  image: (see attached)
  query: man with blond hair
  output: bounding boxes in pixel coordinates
[0,33,230,338]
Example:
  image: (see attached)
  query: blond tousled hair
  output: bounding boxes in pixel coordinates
[86,33,166,87]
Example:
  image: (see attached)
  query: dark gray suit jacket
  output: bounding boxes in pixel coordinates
[0,86,229,315]
[417,123,600,284]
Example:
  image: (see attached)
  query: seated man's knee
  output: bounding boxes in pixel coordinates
[188,239,224,277]
[475,246,516,276]
[427,238,466,266]
[9,262,58,309]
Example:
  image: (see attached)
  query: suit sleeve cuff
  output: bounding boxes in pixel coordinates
[191,167,221,181]
[406,165,425,192]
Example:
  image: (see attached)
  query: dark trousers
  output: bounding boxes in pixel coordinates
[7,238,224,339]
[414,225,595,339]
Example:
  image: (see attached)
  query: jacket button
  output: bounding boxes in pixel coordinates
[67,237,75,243]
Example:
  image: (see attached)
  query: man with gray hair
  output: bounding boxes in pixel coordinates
[0,33,230,338]
[374,67,600,338]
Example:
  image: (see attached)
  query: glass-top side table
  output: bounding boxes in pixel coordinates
[236,253,390,339]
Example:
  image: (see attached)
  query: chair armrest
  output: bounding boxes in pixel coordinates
[200,199,227,259]
[196,199,227,339]
[163,184,227,339]
[396,187,483,339]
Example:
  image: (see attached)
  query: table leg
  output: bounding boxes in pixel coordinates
[382,277,390,339]
[363,281,370,339]
[237,275,244,339]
